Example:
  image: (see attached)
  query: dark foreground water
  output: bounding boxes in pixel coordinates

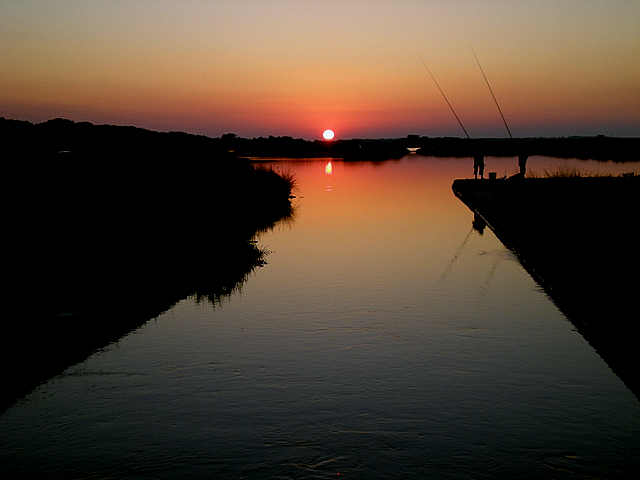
[2,156,639,479]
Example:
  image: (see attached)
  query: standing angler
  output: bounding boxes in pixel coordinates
[474,152,485,179]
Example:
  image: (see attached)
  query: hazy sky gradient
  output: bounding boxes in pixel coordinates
[2,0,639,139]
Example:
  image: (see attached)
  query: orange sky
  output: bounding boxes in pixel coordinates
[1,1,638,139]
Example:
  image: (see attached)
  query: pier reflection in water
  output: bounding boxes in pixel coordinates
[1,156,639,479]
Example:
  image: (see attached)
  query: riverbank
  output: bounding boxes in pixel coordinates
[2,156,295,411]
[452,176,640,397]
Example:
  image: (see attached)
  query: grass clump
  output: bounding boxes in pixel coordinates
[530,162,588,178]
[527,162,638,178]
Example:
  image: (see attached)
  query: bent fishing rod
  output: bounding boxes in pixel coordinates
[417,50,470,139]
[471,48,513,139]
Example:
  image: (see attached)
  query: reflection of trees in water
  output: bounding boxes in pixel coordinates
[193,203,297,309]
[2,156,296,412]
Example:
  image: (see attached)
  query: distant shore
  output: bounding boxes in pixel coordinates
[452,176,640,397]
[2,117,638,161]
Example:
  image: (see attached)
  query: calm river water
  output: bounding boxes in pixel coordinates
[2,156,639,479]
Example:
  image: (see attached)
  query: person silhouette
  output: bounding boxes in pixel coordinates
[473,153,485,179]
[473,212,486,234]
[518,153,529,176]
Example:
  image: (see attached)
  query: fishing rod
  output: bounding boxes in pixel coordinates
[471,48,513,139]
[417,50,470,139]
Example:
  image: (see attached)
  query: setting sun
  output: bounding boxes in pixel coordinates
[322,129,335,140]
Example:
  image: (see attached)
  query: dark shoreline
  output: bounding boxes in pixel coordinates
[2,117,638,161]
[2,153,295,412]
[453,176,640,398]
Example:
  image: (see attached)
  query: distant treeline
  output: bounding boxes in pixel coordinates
[416,135,639,161]
[2,117,226,160]
[2,117,638,161]
[226,133,640,162]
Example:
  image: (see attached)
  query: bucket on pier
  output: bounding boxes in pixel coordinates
[489,172,497,180]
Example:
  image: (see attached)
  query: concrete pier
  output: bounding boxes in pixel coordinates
[452,176,640,397]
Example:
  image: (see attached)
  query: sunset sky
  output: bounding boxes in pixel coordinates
[2,1,639,139]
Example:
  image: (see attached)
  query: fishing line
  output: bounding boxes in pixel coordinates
[439,226,474,282]
[416,50,470,139]
[479,255,501,300]
[471,47,513,139]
